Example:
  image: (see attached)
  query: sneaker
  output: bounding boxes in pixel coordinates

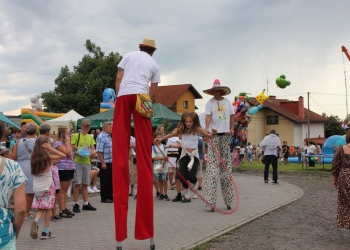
[192,194,198,199]
[53,215,62,220]
[158,194,164,200]
[198,186,202,191]
[172,195,182,202]
[30,221,38,239]
[82,202,97,211]
[50,216,57,222]
[72,204,80,213]
[272,181,279,184]
[88,186,95,193]
[181,198,191,203]
[64,208,75,216]
[92,186,100,193]
[264,179,269,184]
[163,194,170,201]
[41,231,55,239]
[59,210,73,218]
[155,192,160,198]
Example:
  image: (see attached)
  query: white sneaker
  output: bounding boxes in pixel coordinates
[88,186,95,193]
[192,194,198,199]
[92,186,100,193]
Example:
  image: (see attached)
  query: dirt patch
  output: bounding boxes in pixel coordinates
[205,171,350,250]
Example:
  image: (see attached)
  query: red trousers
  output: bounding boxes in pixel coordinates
[112,94,154,241]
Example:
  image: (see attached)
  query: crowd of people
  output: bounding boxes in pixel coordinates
[0,119,115,247]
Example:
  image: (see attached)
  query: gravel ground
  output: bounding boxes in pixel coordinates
[205,171,350,250]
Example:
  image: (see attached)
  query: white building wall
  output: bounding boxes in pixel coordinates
[293,124,304,147]
[302,123,325,138]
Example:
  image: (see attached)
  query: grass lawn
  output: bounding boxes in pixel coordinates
[231,161,332,174]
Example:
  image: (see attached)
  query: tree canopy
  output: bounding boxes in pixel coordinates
[41,40,122,117]
[322,113,345,138]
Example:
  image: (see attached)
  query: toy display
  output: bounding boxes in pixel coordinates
[232,90,269,147]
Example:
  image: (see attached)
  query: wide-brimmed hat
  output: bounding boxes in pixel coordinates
[139,37,157,49]
[203,79,231,96]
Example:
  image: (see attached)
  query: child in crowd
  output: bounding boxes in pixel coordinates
[166,136,180,190]
[30,136,65,239]
[239,145,245,164]
[50,164,61,222]
[232,146,240,167]
[152,132,170,201]
[156,112,213,203]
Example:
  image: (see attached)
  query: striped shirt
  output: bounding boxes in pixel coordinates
[96,131,112,163]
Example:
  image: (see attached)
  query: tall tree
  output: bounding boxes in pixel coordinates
[324,114,344,138]
[41,40,122,117]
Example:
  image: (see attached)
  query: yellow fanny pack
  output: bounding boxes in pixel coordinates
[135,94,154,118]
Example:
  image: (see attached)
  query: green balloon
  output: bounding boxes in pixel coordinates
[276,78,287,88]
[280,74,286,79]
[310,157,315,161]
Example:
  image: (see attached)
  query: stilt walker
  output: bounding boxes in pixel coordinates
[112,37,160,250]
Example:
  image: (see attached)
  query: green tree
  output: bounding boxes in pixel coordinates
[41,40,122,117]
[324,115,344,138]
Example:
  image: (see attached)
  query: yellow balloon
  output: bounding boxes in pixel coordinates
[256,89,269,104]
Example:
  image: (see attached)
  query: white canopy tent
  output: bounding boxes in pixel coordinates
[45,110,83,134]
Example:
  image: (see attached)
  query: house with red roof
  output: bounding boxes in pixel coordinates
[247,96,329,147]
[155,84,203,114]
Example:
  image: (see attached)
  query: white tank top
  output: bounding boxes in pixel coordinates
[181,134,198,148]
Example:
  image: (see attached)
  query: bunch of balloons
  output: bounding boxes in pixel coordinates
[231,89,269,146]
[232,92,252,146]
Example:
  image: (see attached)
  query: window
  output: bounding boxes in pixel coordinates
[183,101,189,109]
[267,115,278,124]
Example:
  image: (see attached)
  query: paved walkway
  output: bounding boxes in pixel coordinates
[16,173,303,250]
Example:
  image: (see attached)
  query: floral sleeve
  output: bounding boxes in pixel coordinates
[332,147,343,177]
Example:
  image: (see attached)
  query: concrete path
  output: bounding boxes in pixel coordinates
[16,173,303,250]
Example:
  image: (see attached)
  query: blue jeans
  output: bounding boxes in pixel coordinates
[247,152,253,163]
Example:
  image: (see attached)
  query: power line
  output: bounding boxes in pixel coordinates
[309,96,333,115]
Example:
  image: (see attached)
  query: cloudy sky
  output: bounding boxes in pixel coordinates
[1,0,350,119]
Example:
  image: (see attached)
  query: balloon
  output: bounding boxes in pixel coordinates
[276,74,291,89]
[256,89,269,104]
[30,93,43,111]
[103,88,117,103]
[248,105,263,115]
[310,157,315,162]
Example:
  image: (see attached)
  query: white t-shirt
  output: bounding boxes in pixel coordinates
[240,148,245,154]
[117,51,161,97]
[308,145,316,154]
[166,137,179,152]
[204,97,235,133]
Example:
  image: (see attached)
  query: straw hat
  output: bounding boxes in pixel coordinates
[203,79,231,96]
[139,37,157,49]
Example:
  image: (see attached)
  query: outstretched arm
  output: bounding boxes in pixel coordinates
[199,128,213,139]
[158,129,179,142]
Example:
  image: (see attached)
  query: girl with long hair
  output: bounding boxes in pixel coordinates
[156,112,213,203]
[53,126,76,218]
[29,136,65,240]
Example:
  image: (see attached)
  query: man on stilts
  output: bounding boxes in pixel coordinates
[113,37,160,250]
